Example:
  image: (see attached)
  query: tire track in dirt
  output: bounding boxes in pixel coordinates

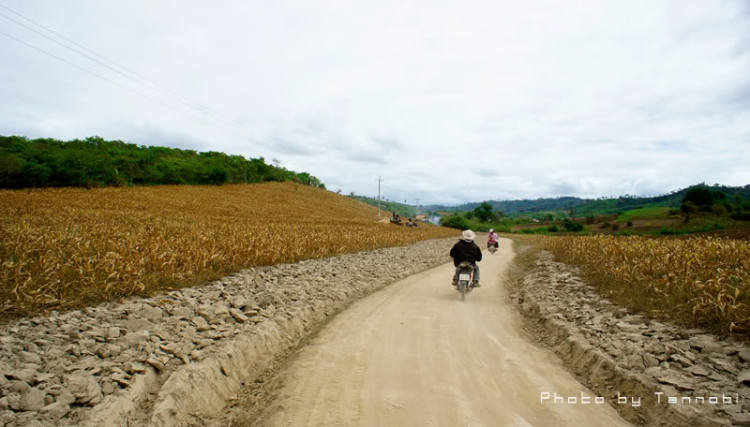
[233,239,633,427]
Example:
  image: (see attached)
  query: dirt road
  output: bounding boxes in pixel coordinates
[242,239,632,427]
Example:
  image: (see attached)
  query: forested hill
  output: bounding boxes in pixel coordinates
[423,183,750,216]
[0,135,325,189]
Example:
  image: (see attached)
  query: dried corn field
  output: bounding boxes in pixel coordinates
[538,235,750,334]
[0,183,457,319]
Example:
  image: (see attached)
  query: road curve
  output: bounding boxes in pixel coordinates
[244,238,632,427]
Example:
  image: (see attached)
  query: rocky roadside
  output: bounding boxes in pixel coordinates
[512,250,750,427]
[0,237,456,427]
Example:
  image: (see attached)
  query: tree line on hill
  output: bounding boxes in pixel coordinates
[423,196,584,215]
[426,183,750,218]
[680,187,750,221]
[0,135,325,189]
[439,186,750,231]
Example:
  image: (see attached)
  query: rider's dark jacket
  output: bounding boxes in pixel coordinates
[449,240,483,267]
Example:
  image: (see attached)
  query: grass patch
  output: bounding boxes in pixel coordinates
[652,222,727,236]
[616,207,674,222]
[519,228,550,235]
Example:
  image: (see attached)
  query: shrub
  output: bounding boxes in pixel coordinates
[441,215,470,230]
[473,202,495,222]
[586,216,595,224]
[562,219,584,232]
[611,223,620,231]
[683,188,727,208]
[712,204,729,216]
[731,212,750,221]
[681,201,698,223]
[600,222,612,229]
[547,225,559,232]
[627,221,633,227]
[681,201,698,214]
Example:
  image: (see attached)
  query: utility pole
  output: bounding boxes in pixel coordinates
[377,176,384,218]
[415,198,420,215]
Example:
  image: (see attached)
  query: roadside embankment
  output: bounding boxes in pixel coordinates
[0,237,456,427]
[511,249,750,427]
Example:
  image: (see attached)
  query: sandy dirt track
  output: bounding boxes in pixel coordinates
[243,239,632,427]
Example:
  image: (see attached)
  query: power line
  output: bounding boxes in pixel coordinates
[377,176,385,218]
[0,29,233,134]
[0,3,280,148]
[0,3,215,109]
[0,3,159,89]
[0,9,240,129]
[0,3,267,136]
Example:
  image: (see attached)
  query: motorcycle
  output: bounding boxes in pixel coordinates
[454,261,476,301]
[488,241,499,254]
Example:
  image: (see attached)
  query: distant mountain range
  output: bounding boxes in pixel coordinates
[418,183,750,217]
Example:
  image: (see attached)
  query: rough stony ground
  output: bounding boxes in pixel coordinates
[513,251,750,427]
[0,237,456,427]
[214,238,631,427]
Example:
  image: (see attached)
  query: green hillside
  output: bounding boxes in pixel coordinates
[348,195,419,217]
[570,184,750,217]
[423,196,585,215]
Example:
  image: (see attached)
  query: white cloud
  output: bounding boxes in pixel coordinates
[0,0,748,204]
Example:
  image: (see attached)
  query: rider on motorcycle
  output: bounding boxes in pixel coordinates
[488,228,499,249]
[449,230,482,287]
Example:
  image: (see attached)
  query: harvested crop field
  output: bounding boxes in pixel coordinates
[0,182,456,319]
[537,234,750,334]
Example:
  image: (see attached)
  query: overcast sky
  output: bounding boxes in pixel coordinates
[1,1,749,204]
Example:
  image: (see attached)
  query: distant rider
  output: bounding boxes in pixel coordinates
[488,228,499,250]
[449,230,482,287]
